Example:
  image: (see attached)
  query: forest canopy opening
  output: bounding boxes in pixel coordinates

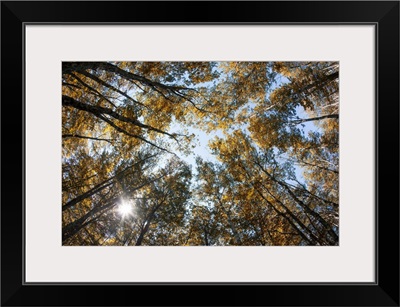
[62,61,339,246]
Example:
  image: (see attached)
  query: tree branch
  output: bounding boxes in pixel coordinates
[62,95,180,144]
[290,114,338,125]
[62,134,114,144]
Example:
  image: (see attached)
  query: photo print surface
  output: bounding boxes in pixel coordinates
[62,62,339,246]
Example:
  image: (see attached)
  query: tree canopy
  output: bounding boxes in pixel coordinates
[62,61,339,246]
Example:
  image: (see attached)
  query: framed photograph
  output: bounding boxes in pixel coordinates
[1,1,399,306]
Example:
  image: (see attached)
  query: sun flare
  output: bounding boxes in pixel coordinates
[117,201,133,218]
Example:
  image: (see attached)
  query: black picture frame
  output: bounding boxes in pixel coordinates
[1,1,399,306]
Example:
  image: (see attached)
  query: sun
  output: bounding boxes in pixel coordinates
[117,201,133,218]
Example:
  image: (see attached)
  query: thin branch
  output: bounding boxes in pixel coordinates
[62,134,114,144]
[62,95,181,144]
[77,69,149,110]
[68,72,118,108]
[62,82,82,89]
[97,113,175,155]
[289,113,338,125]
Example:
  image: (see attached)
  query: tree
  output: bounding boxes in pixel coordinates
[191,62,339,245]
[62,61,220,245]
[208,130,338,245]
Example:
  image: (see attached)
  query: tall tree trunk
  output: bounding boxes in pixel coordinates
[254,160,339,244]
[135,202,163,246]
